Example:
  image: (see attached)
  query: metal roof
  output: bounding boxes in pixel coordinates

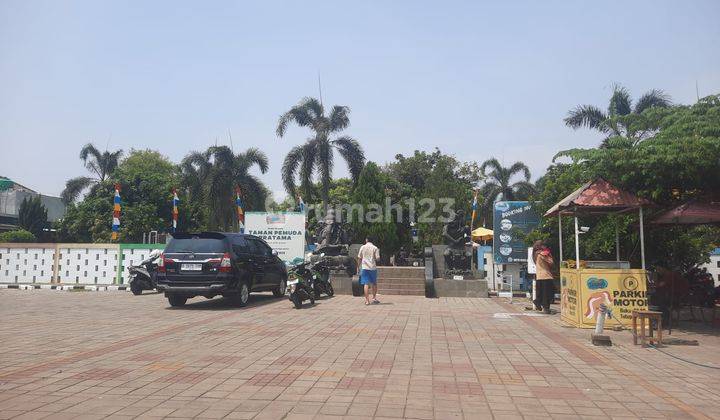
[544,178,650,216]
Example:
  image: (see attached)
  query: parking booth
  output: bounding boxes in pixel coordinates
[544,178,650,328]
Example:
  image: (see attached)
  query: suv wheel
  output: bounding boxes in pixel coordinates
[168,295,187,307]
[273,277,286,297]
[234,281,250,306]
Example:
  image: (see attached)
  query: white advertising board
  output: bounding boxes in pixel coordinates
[527,247,536,274]
[245,212,306,265]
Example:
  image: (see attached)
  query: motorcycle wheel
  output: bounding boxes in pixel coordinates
[310,296,315,305]
[291,294,302,309]
[314,286,322,299]
[327,282,334,297]
[130,282,143,296]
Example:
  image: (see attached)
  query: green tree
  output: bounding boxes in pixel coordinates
[564,84,671,146]
[277,97,365,208]
[478,158,533,224]
[384,149,481,247]
[534,94,720,271]
[57,150,180,242]
[61,143,123,203]
[349,162,400,255]
[181,146,269,231]
[56,193,113,242]
[18,195,48,238]
[479,158,533,202]
[112,150,181,241]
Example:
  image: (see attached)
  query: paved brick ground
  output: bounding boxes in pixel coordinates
[0,290,719,419]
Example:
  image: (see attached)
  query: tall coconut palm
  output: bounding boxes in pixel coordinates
[181,146,269,231]
[479,158,534,204]
[61,143,123,204]
[564,84,671,146]
[276,97,365,208]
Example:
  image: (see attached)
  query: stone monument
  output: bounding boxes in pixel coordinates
[311,208,356,276]
[442,210,473,277]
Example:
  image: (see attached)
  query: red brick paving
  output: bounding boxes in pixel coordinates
[0,290,719,419]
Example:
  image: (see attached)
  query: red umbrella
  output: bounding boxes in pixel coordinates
[652,201,720,225]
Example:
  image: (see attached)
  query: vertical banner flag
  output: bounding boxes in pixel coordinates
[172,188,179,232]
[235,186,245,233]
[111,184,121,241]
[471,191,478,227]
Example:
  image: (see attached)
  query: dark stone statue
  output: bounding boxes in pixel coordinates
[314,209,349,255]
[442,210,472,274]
[311,208,356,275]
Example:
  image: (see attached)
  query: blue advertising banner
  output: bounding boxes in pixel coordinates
[493,201,540,264]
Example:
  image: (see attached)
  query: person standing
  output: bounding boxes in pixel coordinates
[533,240,555,314]
[357,236,380,305]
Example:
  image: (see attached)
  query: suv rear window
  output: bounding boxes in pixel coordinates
[165,237,227,253]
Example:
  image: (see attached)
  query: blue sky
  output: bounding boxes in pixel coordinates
[1,0,719,201]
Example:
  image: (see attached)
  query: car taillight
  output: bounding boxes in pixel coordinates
[219,253,232,273]
[158,253,166,272]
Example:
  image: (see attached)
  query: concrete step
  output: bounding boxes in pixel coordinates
[377,277,425,286]
[377,288,425,296]
[377,282,425,290]
[376,267,425,279]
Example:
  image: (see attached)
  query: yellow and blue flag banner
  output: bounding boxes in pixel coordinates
[471,192,478,226]
[111,184,121,241]
[172,188,179,232]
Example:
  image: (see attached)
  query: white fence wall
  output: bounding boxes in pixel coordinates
[0,243,165,285]
[0,245,56,283]
[56,245,119,285]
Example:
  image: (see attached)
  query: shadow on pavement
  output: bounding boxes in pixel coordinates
[164,292,283,311]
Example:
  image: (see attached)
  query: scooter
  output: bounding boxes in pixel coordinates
[128,249,161,295]
[286,262,315,309]
[311,258,333,298]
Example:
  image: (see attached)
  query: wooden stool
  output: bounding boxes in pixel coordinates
[632,310,662,347]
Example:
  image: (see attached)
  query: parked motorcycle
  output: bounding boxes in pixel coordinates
[286,262,315,309]
[310,258,333,298]
[128,249,161,295]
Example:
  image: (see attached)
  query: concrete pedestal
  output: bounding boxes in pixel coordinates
[329,273,354,295]
[433,278,489,298]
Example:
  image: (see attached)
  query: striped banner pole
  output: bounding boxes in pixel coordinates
[172,188,179,233]
[111,184,121,241]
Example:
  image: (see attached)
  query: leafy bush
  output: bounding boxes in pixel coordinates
[0,229,37,243]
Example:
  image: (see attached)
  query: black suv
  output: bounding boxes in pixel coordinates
[156,232,287,307]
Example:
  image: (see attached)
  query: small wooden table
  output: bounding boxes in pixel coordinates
[632,310,662,347]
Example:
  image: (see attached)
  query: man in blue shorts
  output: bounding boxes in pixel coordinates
[357,236,380,305]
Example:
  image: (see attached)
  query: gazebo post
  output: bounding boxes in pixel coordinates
[639,206,646,270]
[615,223,620,262]
[574,211,580,268]
[558,215,563,262]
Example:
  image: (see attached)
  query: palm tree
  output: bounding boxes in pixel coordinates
[276,97,365,208]
[479,158,534,204]
[181,146,269,231]
[564,84,671,146]
[61,143,123,204]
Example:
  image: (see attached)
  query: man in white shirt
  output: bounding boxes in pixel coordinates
[357,236,380,305]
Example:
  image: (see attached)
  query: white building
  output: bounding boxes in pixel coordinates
[0,177,66,231]
[700,248,720,287]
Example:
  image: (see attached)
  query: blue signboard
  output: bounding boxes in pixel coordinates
[493,201,540,264]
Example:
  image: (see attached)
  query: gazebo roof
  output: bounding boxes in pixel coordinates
[652,201,720,225]
[544,178,650,216]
